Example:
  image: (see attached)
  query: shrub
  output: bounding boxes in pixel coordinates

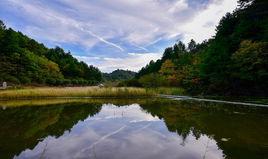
[71,79,79,85]
[139,73,166,87]
[4,75,20,84]
[20,76,31,84]
[55,79,64,85]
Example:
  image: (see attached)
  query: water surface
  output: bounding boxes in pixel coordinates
[0,98,267,159]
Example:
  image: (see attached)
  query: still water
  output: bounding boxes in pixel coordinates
[0,98,267,159]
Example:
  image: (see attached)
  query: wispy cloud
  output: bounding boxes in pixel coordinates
[130,43,149,52]
[79,26,124,52]
[0,0,237,72]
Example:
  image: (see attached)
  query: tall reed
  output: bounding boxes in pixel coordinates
[0,87,155,99]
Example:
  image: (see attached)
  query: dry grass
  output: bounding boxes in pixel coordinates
[0,87,155,99]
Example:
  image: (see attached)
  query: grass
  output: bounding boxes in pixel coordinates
[0,87,156,99]
[146,87,186,96]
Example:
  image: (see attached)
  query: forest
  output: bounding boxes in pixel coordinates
[0,1,267,159]
[0,0,267,96]
[0,22,102,86]
[122,0,268,96]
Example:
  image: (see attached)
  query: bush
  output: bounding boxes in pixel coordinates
[46,78,56,85]
[77,79,86,85]
[118,78,142,87]
[87,80,94,86]
[36,77,46,84]
[139,73,166,87]
[4,75,20,84]
[20,76,31,84]
[55,79,64,85]
[71,79,79,85]
[62,79,71,85]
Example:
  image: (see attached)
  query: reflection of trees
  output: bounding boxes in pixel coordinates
[0,98,155,159]
[140,100,268,159]
[0,102,101,159]
[0,99,267,159]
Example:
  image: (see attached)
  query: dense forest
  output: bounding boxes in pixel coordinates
[123,0,268,96]
[0,0,267,96]
[0,22,102,86]
[103,69,136,81]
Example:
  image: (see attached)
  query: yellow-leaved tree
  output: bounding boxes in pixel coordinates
[159,60,178,86]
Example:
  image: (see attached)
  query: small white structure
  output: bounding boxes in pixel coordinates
[98,84,104,88]
[0,82,7,89]
[2,82,7,89]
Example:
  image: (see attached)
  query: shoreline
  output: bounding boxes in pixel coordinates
[0,87,267,107]
[160,94,268,108]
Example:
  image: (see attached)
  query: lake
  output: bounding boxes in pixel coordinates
[0,98,267,159]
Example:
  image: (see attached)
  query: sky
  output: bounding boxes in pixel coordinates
[0,0,237,72]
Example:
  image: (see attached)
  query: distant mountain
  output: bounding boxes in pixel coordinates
[103,69,136,81]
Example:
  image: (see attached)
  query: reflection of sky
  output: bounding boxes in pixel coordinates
[14,104,224,159]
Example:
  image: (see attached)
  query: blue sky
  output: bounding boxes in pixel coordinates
[0,0,237,72]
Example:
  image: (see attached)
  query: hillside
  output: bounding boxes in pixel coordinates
[103,69,136,81]
[130,0,268,96]
[0,21,102,86]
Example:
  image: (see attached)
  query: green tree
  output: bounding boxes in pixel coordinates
[187,39,197,52]
[139,73,166,87]
[0,20,102,85]
[229,40,268,94]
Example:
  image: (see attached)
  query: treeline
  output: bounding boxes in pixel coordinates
[123,0,268,96]
[0,21,102,86]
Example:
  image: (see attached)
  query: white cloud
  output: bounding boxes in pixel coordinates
[168,0,189,14]
[75,52,162,72]
[0,0,238,72]
[180,0,238,43]
[2,0,237,46]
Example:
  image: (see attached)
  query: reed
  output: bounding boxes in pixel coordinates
[0,87,155,99]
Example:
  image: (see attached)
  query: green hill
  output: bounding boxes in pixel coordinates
[103,69,136,81]
[132,0,268,96]
[0,21,102,86]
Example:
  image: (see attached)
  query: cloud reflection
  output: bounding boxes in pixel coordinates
[15,104,224,159]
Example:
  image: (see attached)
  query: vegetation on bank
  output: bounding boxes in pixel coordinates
[123,0,268,96]
[0,86,188,99]
[0,87,155,99]
[0,21,102,86]
[0,0,267,97]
